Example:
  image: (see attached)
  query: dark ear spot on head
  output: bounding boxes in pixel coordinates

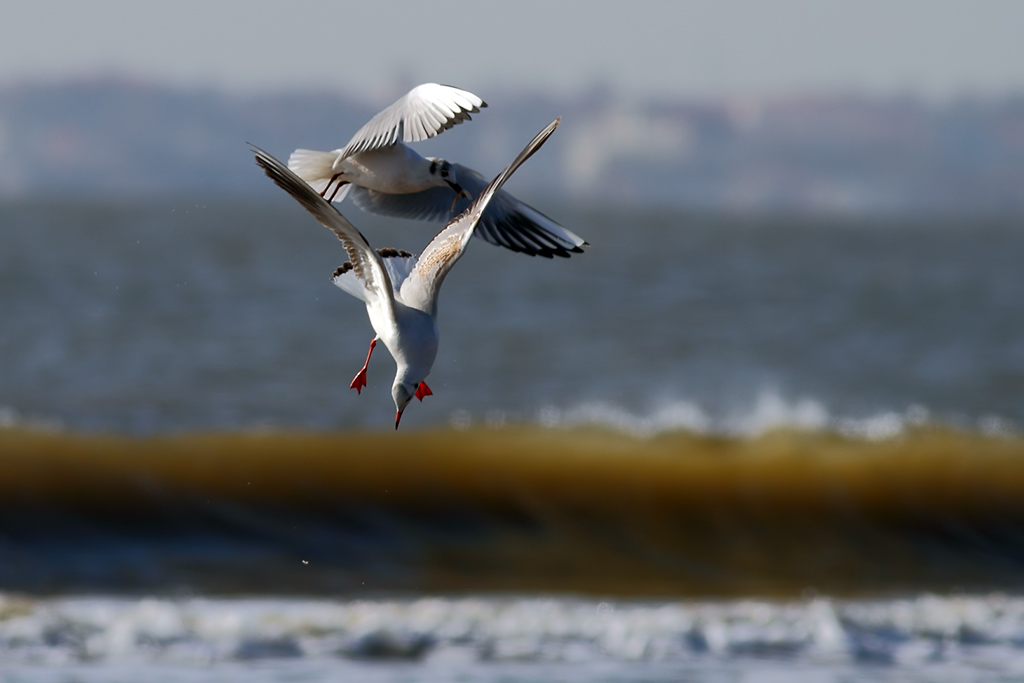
[429,160,437,175]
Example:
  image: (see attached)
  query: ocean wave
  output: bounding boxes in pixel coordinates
[4,593,1024,669]
[449,392,1018,440]
[3,426,1024,597]
[0,405,64,433]
[3,392,1018,442]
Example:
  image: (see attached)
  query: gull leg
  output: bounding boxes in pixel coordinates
[321,173,350,202]
[325,179,349,203]
[445,181,473,213]
[449,189,473,213]
[319,172,343,198]
[349,338,377,394]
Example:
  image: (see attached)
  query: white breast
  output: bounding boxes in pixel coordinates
[336,144,435,194]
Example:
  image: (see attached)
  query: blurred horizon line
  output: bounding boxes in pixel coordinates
[6,69,1024,105]
[3,75,1024,215]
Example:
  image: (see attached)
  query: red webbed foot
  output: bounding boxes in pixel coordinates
[415,382,433,401]
[349,338,377,394]
[349,368,368,394]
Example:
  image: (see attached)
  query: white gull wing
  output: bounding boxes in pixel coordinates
[398,118,561,314]
[251,145,395,316]
[332,248,415,301]
[337,84,486,161]
[347,166,588,258]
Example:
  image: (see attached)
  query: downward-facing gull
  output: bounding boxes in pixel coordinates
[256,118,561,428]
[288,83,586,258]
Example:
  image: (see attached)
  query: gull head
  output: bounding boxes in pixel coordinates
[392,380,418,430]
[427,157,472,202]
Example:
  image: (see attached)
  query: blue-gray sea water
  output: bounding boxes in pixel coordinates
[2,198,1024,682]
[1,199,1021,435]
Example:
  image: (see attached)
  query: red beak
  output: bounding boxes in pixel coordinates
[395,410,403,430]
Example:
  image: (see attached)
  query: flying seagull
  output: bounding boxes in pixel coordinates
[287,83,586,258]
[255,117,561,428]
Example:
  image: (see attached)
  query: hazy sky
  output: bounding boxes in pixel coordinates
[2,1,1023,100]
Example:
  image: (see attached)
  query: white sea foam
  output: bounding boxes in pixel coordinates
[454,391,1017,440]
[0,405,64,432]
[4,593,1024,674]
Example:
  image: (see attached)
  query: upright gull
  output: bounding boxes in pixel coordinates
[288,83,586,258]
[256,118,562,428]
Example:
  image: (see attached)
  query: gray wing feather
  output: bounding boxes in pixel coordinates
[348,164,588,258]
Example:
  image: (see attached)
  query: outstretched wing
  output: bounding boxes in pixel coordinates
[398,118,561,313]
[348,166,588,258]
[251,145,395,312]
[338,83,486,160]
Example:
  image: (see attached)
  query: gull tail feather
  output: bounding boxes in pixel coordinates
[287,149,337,195]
